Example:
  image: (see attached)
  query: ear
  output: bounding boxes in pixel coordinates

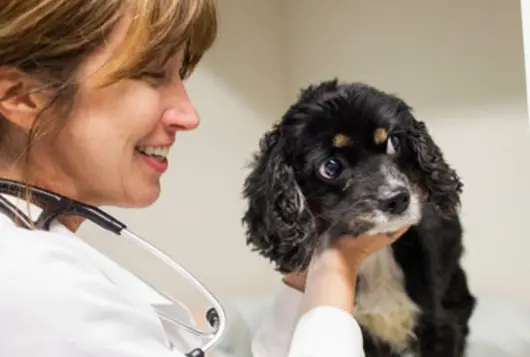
[242,126,316,274]
[403,110,463,217]
[0,68,50,131]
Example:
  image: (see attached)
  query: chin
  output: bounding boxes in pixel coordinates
[241,79,476,357]
[119,180,161,208]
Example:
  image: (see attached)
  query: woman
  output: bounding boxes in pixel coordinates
[0,1,408,356]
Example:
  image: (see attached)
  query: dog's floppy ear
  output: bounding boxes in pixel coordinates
[242,125,315,274]
[402,107,463,216]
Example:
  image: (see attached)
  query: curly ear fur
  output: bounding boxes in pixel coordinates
[241,127,316,274]
[403,109,463,217]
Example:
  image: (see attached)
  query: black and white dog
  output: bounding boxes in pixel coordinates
[241,79,476,357]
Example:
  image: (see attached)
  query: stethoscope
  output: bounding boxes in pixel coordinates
[0,178,226,357]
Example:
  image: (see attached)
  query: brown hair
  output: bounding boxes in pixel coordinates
[0,0,217,175]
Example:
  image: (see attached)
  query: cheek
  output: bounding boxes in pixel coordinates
[70,81,162,141]
[119,88,162,132]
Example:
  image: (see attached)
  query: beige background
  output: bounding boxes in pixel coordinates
[79,0,530,309]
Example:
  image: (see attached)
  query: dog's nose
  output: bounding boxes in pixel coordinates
[380,188,410,215]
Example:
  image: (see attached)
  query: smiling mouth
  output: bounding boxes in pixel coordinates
[135,145,170,162]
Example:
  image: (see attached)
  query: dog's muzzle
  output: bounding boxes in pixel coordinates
[379,187,411,216]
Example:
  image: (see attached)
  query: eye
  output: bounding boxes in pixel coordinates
[142,71,167,80]
[387,135,400,155]
[139,71,170,86]
[318,158,344,180]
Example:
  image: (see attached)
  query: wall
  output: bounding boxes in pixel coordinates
[522,0,530,120]
[78,0,530,308]
[285,0,530,306]
[78,0,286,305]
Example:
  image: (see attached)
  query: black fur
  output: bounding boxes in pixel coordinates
[242,79,476,357]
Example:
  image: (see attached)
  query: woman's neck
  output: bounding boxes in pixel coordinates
[0,165,85,232]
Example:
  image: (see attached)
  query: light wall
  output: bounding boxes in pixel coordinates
[285,0,530,307]
[521,0,530,111]
[79,0,530,307]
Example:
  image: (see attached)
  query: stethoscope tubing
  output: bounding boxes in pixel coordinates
[120,228,226,350]
[0,179,226,357]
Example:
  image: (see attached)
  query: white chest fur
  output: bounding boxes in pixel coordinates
[354,246,421,353]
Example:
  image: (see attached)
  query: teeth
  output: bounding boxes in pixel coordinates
[137,145,170,159]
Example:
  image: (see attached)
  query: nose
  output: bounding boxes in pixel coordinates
[379,188,410,215]
[162,84,200,132]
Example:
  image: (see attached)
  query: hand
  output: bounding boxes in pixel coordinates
[331,225,411,272]
[283,226,410,292]
[285,226,410,316]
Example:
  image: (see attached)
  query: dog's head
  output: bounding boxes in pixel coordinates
[242,79,462,273]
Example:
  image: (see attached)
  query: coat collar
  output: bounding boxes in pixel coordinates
[0,192,175,307]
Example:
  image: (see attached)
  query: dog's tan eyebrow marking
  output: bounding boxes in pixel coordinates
[332,133,352,148]
[374,128,388,145]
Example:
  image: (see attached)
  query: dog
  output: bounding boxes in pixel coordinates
[241,79,476,357]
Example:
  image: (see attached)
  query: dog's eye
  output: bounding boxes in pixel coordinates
[387,135,400,155]
[318,158,344,180]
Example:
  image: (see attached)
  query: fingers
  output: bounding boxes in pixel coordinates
[384,225,410,240]
[334,225,410,257]
[282,271,307,292]
[392,226,411,241]
[364,226,410,249]
[304,225,412,287]
[312,226,411,269]
[348,225,410,244]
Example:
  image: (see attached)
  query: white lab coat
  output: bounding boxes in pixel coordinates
[0,194,365,357]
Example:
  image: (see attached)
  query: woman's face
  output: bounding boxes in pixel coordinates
[31,20,201,208]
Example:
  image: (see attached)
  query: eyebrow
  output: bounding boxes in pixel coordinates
[332,133,352,148]
[373,128,388,145]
